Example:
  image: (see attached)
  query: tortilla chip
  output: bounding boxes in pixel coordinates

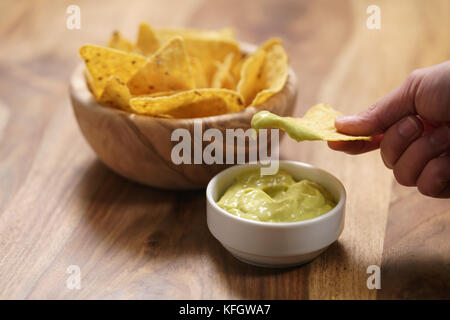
[260,37,282,51]
[171,37,241,86]
[237,38,288,106]
[99,79,182,113]
[99,76,132,111]
[251,41,288,106]
[107,31,135,52]
[211,53,235,89]
[230,52,248,85]
[80,25,293,120]
[136,23,160,55]
[251,104,372,141]
[218,27,235,40]
[188,56,209,88]
[188,39,240,85]
[136,90,182,98]
[153,27,240,86]
[237,49,266,105]
[79,45,147,99]
[129,88,244,118]
[127,36,195,95]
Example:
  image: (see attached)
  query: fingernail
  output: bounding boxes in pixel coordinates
[335,115,348,122]
[430,126,450,146]
[336,115,359,124]
[398,116,419,138]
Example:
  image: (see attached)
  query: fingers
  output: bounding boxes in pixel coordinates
[380,116,424,168]
[417,155,450,198]
[335,84,415,136]
[327,135,382,155]
[393,126,450,186]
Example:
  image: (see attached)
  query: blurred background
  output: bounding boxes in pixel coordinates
[0,0,448,299]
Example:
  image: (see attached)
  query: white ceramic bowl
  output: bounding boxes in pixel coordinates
[206,161,346,268]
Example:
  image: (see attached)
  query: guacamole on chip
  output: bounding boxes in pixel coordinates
[251,104,371,142]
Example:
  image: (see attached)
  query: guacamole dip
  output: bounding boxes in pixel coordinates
[251,105,371,142]
[217,169,336,223]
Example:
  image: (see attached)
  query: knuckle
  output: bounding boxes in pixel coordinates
[407,68,424,83]
[424,158,448,182]
[361,103,381,120]
[362,102,386,133]
[380,147,393,169]
[393,165,416,186]
[358,104,378,123]
[417,158,448,197]
[366,103,379,114]
[405,69,424,101]
[426,159,443,178]
[417,182,438,197]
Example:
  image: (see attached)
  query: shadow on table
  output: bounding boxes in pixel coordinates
[76,160,203,259]
[378,254,450,299]
[75,160,344,299]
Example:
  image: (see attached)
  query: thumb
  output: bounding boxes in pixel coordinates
[336,61,450,136]
[335,76,417,136]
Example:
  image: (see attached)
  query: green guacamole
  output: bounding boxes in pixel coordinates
[217,169,336,223]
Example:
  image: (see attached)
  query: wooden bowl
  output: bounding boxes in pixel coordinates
[69,44,298,189]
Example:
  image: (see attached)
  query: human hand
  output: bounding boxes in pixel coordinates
[328,61,450,198]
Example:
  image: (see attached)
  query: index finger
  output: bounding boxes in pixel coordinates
[327,135,382,155]
[335,84,415,136]
[335,61,450,137]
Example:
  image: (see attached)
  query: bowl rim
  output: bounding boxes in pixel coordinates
[206,160,346,228]
[69,41,298,124]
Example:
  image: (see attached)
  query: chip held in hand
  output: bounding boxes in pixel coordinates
[251,104,372,141]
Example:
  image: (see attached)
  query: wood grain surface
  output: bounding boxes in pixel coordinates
[0,0,449,299]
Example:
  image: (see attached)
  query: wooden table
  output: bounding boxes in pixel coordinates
[0,0,449,300]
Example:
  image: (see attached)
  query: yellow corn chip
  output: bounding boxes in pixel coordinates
[218,27,235,40]
[211,53,235,89]
[230,52,248,85]
[100,78,181,112]
[237,38,288,106]
[107,31,135,52]
[79,45,147,99]
[237,49,266,105]
[184,38,241,85]
[136,23,160,55]
[127,36,195,95]
[135,90,181,98]
[80,24,293,120]
[251,42,288,106]
[188,56,209,88]
[129,88,244,118]
[156,32,241,86]
[260,37,282,51]
[251,104,372,141]
[99,76,132,111]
